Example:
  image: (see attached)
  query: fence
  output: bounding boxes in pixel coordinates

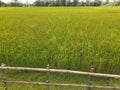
[0,63,120,90]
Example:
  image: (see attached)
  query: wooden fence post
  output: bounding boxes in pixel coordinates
[46,64,50,90]
[1,63,7,90]
[112,87,116,90]
[88,66,94,90]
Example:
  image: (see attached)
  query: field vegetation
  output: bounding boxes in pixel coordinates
[0,7,120,90]
[0,7,120,74]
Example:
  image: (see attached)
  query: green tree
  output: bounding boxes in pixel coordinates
[10,0,22,7]
[34,0,41,6]
[66,0,71,6]
[73,0,79,6]
[93,0,102,6]
[115,0,120,6]
[55,0,61,6]
[0,0,6,6]
[61,0,67,6]
[86,0,91,6]
[106,0,109,4]
[44,0,49,6]
[67,0,72,6]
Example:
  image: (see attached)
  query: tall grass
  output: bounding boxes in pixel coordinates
[0,7,120,74]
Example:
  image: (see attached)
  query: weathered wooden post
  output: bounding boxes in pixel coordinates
[88,65,94,90]
[112,87,116,90]
[46,64,50,90]
[1,63,7,90]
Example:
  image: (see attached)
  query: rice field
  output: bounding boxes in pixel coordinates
[0,7,120,74]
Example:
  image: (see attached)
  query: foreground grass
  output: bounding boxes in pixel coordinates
[0,71,120,90]
[0,7,120,73]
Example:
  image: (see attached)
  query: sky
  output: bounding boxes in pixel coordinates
[1,0,36,4]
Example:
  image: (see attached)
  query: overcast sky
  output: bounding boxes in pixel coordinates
[1,0,36,4]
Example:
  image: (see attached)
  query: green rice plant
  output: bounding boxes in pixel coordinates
[0,7,120,74]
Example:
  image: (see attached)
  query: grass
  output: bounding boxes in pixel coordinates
[0,71,120,90]
[0,7,120,89]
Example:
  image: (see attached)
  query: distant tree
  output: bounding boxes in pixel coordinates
[55,0,61,6]
[106,0,109,4]
[44,0,49,6]
[0,0,1,6]
[34,0,43,6]
[79,1,85,6]
[93,0,102,6]
[66,0,72,6]
[61,0,67,6]
[14,0,18,5]
[33,0,104,7]
[73,0,79,6]
[10,0,22,7]
[112,0,119,6]
[48,0,55,6]
[85,0,91,6]
[0,1,6,6]
[89,1,94,6]
[115,0,120,6]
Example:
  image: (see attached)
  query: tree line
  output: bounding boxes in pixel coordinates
[0,0,120,7]
[34,0,102,6]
